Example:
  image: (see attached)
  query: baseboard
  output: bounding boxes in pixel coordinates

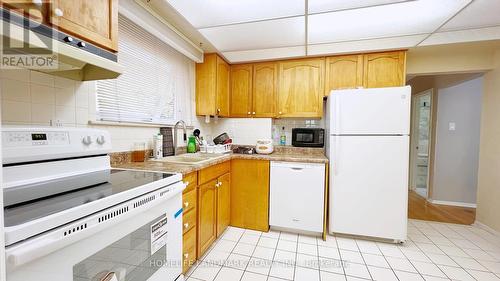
[474,221,500,238]
[427,199,477,208]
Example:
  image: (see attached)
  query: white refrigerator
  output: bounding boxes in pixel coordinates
[326,86,411,242]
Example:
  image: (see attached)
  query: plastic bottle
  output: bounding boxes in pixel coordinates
[187,136,197,153]
[280,126,286,146]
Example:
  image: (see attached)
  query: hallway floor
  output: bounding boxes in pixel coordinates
[186,220,500,281]
[408,191,476,225]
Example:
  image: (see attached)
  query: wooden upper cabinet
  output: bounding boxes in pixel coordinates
[253,62,278,118]
[324,55,363,96]
[230,64,253,117]
[49,0,118,52]
[216,173,231,237]
[278,58,325,118]
[363,51,406,88]
[1,0,47,22]
[196,54,217,116]
[197,179,217,257]
[216,56,230,117]
[196,54,230,117]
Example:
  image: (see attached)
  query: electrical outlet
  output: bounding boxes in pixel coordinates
[449,122,456,131]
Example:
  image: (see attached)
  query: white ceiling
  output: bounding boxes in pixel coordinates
[165,0,500,63]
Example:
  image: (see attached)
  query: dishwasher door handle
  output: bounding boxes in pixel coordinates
[290,167,304,171]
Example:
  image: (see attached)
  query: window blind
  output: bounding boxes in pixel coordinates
[96,15,190,125]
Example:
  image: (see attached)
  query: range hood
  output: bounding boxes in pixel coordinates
[0,8,124,81]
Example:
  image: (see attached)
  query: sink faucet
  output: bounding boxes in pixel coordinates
[173,120,187,156]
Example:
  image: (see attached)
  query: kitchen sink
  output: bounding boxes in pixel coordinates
[152,153,226,165]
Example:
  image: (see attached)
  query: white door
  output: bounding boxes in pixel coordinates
[329,135,409,241]
[330,86,411,135]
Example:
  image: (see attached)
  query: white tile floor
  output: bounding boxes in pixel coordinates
[185,220,500,281]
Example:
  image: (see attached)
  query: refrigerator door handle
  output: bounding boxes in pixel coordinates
[335,94,340,133]
[334,136,339,175]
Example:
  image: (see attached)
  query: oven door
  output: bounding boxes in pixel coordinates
[6,191,183,281]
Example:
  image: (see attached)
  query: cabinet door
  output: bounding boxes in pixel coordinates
[278,58,325,118]
[49,0,118,51]
[324,55,363,96]
[196,54,217,116]
[363,51,406,88]
[197,179,217,257]
[1,0,47,22]
[230,64,253,117]
[253,62,278,118]
[230,159,270,232]
[216,173,231,237]
[216,56,230,117]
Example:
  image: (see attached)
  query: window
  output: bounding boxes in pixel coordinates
[96,15,191,125]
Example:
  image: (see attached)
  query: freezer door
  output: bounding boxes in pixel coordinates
[329,135,409,241]
[330,86,411,135]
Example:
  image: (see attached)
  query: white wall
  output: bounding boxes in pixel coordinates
[432,76,483,205]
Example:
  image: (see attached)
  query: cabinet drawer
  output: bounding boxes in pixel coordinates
[183,172,198,192]
[183,227,197,273]
[183,188,197,213]
[183,208,196,234]
[199,161,230,184]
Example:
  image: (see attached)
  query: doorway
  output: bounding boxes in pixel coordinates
[410,90,432,198]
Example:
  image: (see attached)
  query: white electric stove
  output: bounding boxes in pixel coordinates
[2,127,185,281]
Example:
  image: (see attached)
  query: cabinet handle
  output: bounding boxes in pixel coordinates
[184,202,189,208]
[184,253,189,259]
[54,8,64,17]
[247,112,251,115]
[184,223,189,229]
[252,112,256,115]
[278,111,282,115]
[217,108,221,113]
[219,181,223,187]
[32,0,42,7]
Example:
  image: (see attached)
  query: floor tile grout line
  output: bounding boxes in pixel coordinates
[374,240,404,281]
[415,223,481,281]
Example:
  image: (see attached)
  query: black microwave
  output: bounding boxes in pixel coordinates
[292,128,325,148]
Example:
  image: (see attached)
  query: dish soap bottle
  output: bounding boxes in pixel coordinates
[279,126,286,146]
[187,136,197,153]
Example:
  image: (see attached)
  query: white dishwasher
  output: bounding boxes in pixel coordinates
[270,161,325,233]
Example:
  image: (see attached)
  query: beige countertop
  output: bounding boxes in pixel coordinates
[113,151,328,175]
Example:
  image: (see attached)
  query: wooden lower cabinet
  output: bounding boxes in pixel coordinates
[216,173,231,236]
[182,227,197,273]
[197,179,218,257]
[182,172,198,274]
[230,159,270,231]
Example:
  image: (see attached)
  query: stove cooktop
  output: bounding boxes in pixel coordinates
[4,169,176,228]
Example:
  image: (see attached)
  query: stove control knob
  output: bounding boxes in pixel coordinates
[82,135,92,145]
[96,135,106,145]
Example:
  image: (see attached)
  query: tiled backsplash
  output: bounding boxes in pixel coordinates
[0,69,162,152]
[272,118,325,145]
[209,118,272,145]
